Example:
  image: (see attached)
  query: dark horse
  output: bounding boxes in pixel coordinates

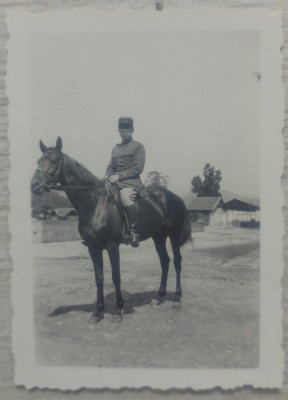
[31,137,191,322]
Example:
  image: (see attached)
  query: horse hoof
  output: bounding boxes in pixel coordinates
[111,314,123,323]
[150,298,163,306]
[172,301,181,309]
[88,313,104,323]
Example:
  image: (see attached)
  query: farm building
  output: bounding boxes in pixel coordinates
[183,194,260,231]
[50,208,78,220]
[32,206,78,221]
[32,206,53,220]
[183,196,224,232]
[223,199,260,228]
[32,207,79,243]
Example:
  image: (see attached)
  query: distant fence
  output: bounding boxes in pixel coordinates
[32,219,81,243]
[239,220,260,229]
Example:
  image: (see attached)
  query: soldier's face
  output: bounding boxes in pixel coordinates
[119,126,133,143]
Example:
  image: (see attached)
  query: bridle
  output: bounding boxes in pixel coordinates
[36,149,100,192]
[36,150,63,191]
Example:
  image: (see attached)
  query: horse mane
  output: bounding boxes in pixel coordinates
[62,153,104,189]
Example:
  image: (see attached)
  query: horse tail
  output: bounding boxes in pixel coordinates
[180,210,192,246]
[157,187,192,246]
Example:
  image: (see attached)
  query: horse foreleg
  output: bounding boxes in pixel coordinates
[107,242,123,322]
[170,238,182,306]
[152,234,170,304]
[88,245,105,322]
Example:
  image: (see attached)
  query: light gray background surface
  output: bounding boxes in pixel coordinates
[1,1,288,399]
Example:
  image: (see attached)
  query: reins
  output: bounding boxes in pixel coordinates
[35,145,133,236]
[46,183,100,192]
[46,180,129,229]
[38,148,104,192]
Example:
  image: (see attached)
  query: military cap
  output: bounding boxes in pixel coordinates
[118,117,133,129]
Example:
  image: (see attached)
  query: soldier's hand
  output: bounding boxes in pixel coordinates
[108,174,120,183]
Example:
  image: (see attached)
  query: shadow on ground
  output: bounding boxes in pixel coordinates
[49,290,177,316]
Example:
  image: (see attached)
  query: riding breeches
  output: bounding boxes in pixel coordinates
[120,187,137,207]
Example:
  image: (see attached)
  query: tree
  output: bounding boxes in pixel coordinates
[191,163,222,197]
[145,170,171,189]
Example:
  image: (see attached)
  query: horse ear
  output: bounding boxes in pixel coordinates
[39,140,48,153]
[56,136,63,152]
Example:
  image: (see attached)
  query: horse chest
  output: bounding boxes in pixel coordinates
[78,220,107,246]
[78,200,121,244]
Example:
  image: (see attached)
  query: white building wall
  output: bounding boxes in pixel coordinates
[210,208,226,227]
[210,208,260,227]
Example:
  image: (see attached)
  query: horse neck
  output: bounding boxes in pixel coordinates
[59,154,105,214]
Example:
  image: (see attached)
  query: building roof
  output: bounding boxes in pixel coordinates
[223,199,260,211]
[184,196,223,211]
[221,191,260,207]
[51,208,78,216]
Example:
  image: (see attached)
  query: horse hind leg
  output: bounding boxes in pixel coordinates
[152,233,170,305]
[170,237,182,307]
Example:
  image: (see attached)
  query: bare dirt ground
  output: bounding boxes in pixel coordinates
[33,228,260,369]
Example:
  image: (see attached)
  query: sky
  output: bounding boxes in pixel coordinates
[29,30,260,198]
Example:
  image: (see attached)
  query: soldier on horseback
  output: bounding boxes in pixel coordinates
[32,136,191,320]
[105,117,146,248]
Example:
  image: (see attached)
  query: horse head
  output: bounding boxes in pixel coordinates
[31,136,63,195]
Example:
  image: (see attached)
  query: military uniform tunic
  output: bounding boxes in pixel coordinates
[106,139,146,193]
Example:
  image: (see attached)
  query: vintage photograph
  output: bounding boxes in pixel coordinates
[8,10,283,390]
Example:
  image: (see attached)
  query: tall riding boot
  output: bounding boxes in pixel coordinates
[124,205,140,248]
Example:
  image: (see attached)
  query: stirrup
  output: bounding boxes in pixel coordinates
[130,231,140,248]
[122,235,131,246]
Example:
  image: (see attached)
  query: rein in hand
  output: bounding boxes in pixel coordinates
[46,181,117,206]
[38,149,108,192]
[45,183,103,192]
[45,179,110,193]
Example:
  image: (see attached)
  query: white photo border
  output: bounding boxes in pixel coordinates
[8,10,284,390]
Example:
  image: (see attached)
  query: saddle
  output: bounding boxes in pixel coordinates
[104,181,133,244]
[104,181,167,245]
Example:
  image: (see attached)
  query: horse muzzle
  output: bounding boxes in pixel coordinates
[31,174,47,195]
[31,182,45,195]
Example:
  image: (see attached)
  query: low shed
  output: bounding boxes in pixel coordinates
[183,195,260,230]
[184,196,224,231]
[223,199,260,228]
[51,208,78,220]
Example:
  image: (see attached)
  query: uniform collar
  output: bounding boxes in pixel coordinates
[118,138,134,148]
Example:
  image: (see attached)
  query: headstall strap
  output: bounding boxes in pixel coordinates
[38,149,100,192]
[36,167,50,180]
[37,149,63,191]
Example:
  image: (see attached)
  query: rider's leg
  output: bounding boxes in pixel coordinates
[120,187,139,248]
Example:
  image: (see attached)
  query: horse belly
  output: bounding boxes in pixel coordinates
[137,203,164,240]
